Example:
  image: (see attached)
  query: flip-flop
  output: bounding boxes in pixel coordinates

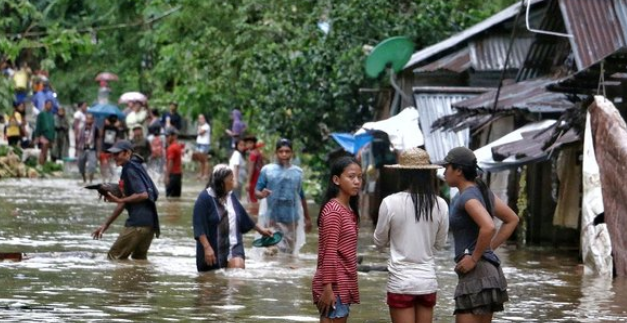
[252,232,283,247]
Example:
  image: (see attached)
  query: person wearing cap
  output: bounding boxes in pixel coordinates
[193,164,272,271]
[91,140,161,260]
[435,146,519,321]
[373,148,449,323]
[255,138,312,255]
[164,127,183,197]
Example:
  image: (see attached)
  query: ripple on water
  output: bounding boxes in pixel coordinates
[3,178,627,322]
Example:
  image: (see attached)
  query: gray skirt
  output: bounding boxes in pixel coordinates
[454,259,509,315]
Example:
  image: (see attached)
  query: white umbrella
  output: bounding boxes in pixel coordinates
[119,92,147,104]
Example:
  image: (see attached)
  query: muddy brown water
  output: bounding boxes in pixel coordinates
[1,178,626,322]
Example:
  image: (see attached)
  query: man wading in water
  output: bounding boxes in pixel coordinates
[255,138,312,255]
[92,140,160,260]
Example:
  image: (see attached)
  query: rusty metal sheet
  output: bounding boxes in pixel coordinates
[589,95,627,277]
[451,77,573,111]
[559,0,627,71]
[414,36,534,73]
[414,48,471,73]
[517,0,571,81]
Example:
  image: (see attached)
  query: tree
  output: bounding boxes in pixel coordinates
[1,0,516,192]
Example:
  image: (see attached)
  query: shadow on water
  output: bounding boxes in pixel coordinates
[1,177,627,322]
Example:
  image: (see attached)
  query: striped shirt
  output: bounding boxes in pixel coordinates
[312,199,360,305]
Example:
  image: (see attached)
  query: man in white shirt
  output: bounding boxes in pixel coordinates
[73,102,87,144]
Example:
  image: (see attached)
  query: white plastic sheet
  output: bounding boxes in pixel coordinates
[580,110,612,276]
[357,107,424,150]
[254,198,306,257]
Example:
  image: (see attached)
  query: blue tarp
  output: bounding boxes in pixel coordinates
[331,133,373,154]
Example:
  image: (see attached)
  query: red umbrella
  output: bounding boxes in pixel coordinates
[95,72,119,82]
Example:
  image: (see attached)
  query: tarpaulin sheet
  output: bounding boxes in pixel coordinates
[357,107,424,150]
[330,133,373,155]
[581,110,612,276]
[589,96,627,277]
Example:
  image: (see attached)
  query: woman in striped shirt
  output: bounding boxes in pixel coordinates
[312,156,362,322]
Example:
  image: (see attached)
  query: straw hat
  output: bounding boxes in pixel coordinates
[385,147,442,169]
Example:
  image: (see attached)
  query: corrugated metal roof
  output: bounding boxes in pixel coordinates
[470,36,534,70]
[547,46,627,94]
[560,0,627,71]
[516,0,571,81]
[413,89,486,161]
[414,36,534,73]
[404,0,546,70]
[414,48,471,73]
[451,77,573,112]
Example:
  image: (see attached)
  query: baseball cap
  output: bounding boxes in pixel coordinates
[107,140,134,153]
[434,146,477,167]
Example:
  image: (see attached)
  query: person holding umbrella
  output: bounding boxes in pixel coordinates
[125,101,147,139]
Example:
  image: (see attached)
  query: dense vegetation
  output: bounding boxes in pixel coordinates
[1,0,516,195]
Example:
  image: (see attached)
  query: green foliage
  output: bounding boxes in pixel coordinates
[1,0,516,197]
[0,145,22,160]
[0,77,14,114]
[42,160,63,173]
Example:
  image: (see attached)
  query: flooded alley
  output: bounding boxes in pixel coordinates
[0,178,626,322]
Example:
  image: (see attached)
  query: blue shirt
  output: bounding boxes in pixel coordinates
[255,163,305,224]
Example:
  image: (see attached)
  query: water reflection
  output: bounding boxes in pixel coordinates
[1,178,627,322]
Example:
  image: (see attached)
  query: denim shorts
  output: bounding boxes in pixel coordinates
[320,296,350,319]
[196,144,210,154]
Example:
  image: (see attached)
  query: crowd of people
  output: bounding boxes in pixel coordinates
[91,138,518,323]
[1,61,69,167]
[310,147,519,323]
[3,61,520,323]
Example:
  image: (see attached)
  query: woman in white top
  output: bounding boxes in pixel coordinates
[374,148,449,323]
[125,101,147,139]
[195,114,211,180]
[228,139,247,200]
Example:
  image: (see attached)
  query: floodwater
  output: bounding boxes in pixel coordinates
[1,177,626,322]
